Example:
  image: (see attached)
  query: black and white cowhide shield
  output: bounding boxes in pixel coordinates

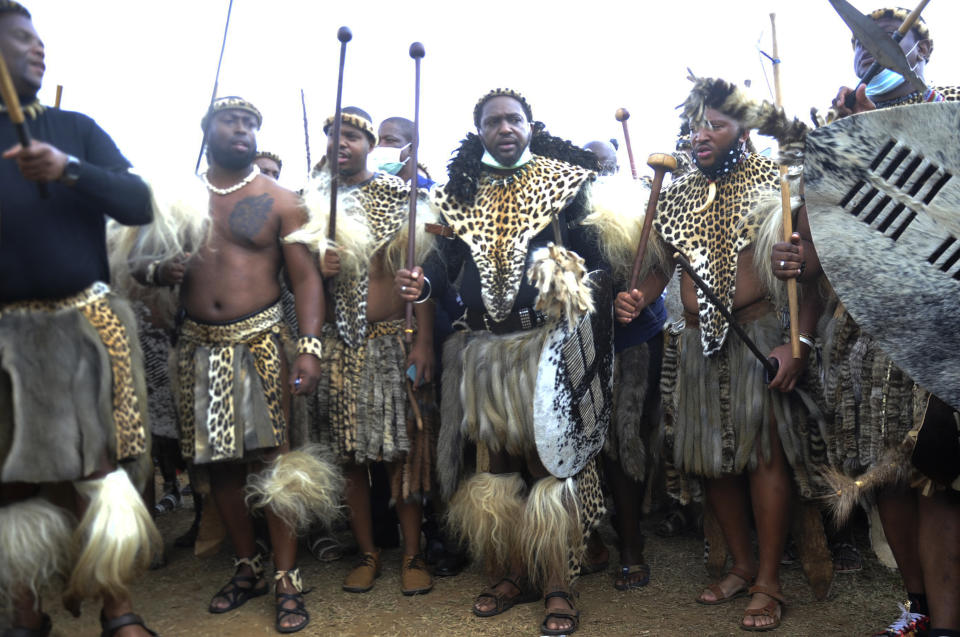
[533,270,614,478]
[804,101,960,410]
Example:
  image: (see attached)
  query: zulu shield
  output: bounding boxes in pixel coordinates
[804,101,960,410]
[533,270,614,478]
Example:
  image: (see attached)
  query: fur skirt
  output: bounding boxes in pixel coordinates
[132,302,179,441]
[0,283,148,483]
[315,320,434,501]
[661,311,828,503]
[174,302,291,464]
[437,327,548,498]
[603,337,663,483]
[822,309,924,476]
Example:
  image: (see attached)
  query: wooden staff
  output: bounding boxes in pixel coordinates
[615,108,638,180]
[404,42,425,344]
[674,251,780,381]
[770,13,801,359]
[629,153,677,291]
[327,26,352,241]
[300,88,311,178]
[0,51,46,197]
[54,84,62,108]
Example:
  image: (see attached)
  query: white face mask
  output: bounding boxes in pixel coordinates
[368,144,410,175]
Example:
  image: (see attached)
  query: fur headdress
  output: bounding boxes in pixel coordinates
[323,107,377,145]
[472,88,534,127]
[679,71,810,165]
[866,7,931,43]
[201,96,262,131]
[255,150,282,171]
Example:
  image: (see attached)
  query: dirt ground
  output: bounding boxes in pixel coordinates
[36,495,905,637]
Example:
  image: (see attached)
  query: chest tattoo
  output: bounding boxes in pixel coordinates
[228,193,274,241]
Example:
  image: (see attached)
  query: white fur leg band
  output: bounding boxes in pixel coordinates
[0,498,73,612]
[65,469,161,603]
[521,476,582,590]
[245,445,344,535]
[446,472,526,573]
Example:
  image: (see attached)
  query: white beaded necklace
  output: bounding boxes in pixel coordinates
[202,165,260,195]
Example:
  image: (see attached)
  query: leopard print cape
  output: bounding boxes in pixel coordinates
[176,302,291,463]
[0,282,147,462]
[432,155,595,321]
[654,153,780,356]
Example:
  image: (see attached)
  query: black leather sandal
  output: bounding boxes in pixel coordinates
[208,553,268,614]
[540,590,581,636]
[275,568,310,634]
[99,611,159,637]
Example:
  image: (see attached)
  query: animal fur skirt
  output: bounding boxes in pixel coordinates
[660,311,829,504]
[315,320,434,501]
[603,336,663,483]
[0,282,149,482]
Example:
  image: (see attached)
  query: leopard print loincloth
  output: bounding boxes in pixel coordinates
[176,302,291,462]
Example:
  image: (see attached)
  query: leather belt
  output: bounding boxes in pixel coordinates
[461,306,547,335]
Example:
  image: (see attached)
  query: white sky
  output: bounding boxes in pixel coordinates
[27,0,959,190]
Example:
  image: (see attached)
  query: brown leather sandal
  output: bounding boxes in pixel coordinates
[696,566,755,605]
[540,590,580,636]
[472,575,539,618]
[741,584,786,632]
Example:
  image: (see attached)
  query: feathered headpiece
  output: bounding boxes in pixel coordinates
[679,71,810,165]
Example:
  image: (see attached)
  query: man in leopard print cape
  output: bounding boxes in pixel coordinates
[396,88,610,636]
[615,76,828,631]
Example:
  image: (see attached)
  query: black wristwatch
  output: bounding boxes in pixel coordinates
[60,154,81,186]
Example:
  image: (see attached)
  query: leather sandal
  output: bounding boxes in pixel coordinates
[2,613,51,637]
[697,566,755,605]
[208,553,268,614]
[472,575,540,618]
[99,611,159,637]
[540,590,580,636]
[275,568,310,634]
[614,563,651,590]
[741,584,786,632]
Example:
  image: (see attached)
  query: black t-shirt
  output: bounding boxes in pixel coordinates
[0,106,152,301]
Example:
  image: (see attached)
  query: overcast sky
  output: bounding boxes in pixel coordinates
[26,0,959,189]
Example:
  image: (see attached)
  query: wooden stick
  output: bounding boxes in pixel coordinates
[54,84,62,108]
[404,42,425,344]
[0,51,46,197]
[327,26,352,241]
[629,153,676,291]
[615,108,638,180]
[770,13,801,359]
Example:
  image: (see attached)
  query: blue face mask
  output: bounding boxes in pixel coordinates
[862,42,921,99]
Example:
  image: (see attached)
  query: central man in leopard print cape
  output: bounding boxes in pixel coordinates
[396,88,614,636]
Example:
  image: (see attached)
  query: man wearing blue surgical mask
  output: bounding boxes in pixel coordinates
[374,117,434,189]
[832,7,939,115]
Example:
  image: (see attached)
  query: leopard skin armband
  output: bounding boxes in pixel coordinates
[297,334,323,360]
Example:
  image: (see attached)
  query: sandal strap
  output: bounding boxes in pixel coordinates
[748,584,786,605]
[618,564,650,575]
[275,568,304,593]
[544,590,576,604]
[99,612,158,637]
[728,566,756,583]
[233,552,265,577]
